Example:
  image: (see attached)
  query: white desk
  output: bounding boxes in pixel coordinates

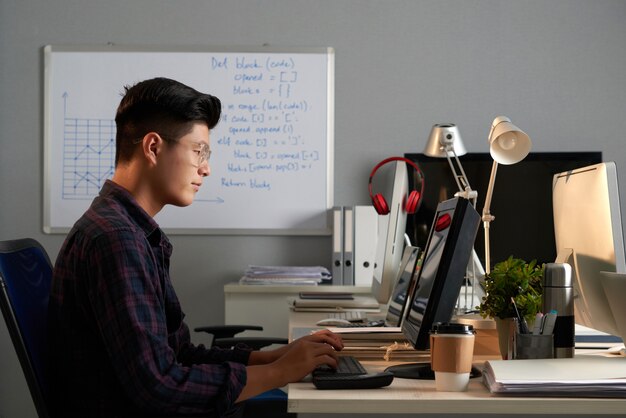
[287,310,626,416]
[289,362,626,415]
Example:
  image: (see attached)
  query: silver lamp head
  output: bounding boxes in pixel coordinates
[488,116,532,165]
[423,123,467,158]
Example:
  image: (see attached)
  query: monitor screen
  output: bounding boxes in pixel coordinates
[405,152,602,267]
[385,197,480,380]
[371,161,410,303]
[401,197,480,351]
[553,162,626,337]
[385,245,421,327]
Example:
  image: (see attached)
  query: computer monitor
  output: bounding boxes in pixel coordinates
[552,162,626,337]
[405,152,602,266]
[371,161,411,303]
[386,197,480,379]
[384,245,421,327]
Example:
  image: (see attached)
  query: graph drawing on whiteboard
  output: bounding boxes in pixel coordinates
[62,95,115,200]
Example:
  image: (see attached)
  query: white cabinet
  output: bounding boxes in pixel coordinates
[224,284,372,338]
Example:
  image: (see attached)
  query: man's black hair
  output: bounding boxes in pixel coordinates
[114,77,221,165]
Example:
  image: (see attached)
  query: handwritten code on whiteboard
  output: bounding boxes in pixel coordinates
[44,45,334,234]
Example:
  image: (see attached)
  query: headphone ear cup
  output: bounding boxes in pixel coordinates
[404,191,421,214]
[372,194,390,215]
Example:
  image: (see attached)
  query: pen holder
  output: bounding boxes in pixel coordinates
[513,332,554,359]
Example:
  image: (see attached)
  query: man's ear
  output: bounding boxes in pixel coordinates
[141,132,163,165]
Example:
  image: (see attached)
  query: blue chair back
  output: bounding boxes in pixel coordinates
[0,238,52,418]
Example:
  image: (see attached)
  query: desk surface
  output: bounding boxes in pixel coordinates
[288,310,626,415]
[288,359,626,415]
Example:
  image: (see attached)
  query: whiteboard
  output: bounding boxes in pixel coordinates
[43,45,334,235]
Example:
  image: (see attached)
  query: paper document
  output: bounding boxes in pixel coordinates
[484,356,626,397]
[240,265,332,285]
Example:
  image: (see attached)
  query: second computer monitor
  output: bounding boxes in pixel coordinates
[553,162,626,337]
[385,245,420,327]
[371,161,410,303]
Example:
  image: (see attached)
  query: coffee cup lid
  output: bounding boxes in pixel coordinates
[430,322,475,335]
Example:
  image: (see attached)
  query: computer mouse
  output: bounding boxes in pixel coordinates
[316,318,353,327]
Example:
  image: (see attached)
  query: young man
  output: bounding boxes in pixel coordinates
[47,77,343,417]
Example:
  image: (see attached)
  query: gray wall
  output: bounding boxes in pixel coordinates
[2,1,626,416]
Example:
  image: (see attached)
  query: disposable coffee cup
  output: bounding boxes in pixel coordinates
[430,322,475,392]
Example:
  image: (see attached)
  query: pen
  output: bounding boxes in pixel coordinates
[532,313,544,335]
[510,297,530,334]
[541,310,558,335]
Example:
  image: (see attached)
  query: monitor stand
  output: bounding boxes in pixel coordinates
[384,362,482,380]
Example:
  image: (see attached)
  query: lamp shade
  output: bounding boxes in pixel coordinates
[423,123,467,158]
[488,116,531,165]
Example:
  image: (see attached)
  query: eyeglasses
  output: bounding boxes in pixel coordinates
[189,141,212,167]
[132,134,211,167]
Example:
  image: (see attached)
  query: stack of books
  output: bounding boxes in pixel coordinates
[327,327,428,361]
[239,265,332,285]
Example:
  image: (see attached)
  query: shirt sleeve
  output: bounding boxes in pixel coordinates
[84,229,246,416]
[177,335,252,367]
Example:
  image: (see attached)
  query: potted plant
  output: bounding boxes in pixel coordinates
[477,256,543,358]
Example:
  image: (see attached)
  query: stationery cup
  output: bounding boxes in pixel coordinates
[430,322,475,392]
[513,332,554,359]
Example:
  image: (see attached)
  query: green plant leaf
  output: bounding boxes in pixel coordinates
[478,256,544,320]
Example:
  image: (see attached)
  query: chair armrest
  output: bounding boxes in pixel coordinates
[193,325,263,339]
[213,337,289,350]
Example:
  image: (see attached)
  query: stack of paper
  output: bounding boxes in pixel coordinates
[483,356,626,397]
[327,327,427,361]
[240,265,332,285]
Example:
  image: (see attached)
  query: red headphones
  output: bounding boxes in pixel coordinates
[368,156,425,215]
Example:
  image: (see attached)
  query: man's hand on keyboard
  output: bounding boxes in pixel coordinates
[305,329,345,351]
[249,329,344,365]
[240,330,345,401]
[271,330,344,384]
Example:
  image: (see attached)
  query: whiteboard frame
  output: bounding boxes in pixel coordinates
[43,44,334,235]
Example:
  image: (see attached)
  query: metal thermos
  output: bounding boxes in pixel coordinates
[542,263,574,358]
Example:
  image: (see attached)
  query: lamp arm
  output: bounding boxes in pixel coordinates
[482,160,499,273]
[452,151,478,206]
[445,148,478,206]
[445,153,465,194]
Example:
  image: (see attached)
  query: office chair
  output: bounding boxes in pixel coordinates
[194,324,288,350]
[0,238,53,418]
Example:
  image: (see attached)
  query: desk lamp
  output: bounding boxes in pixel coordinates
[482,116,532,273]
[424,123,483,312]
[424,123,478,206]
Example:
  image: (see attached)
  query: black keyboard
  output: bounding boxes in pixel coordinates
[312,356,394,390]
[313,355,368,376]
